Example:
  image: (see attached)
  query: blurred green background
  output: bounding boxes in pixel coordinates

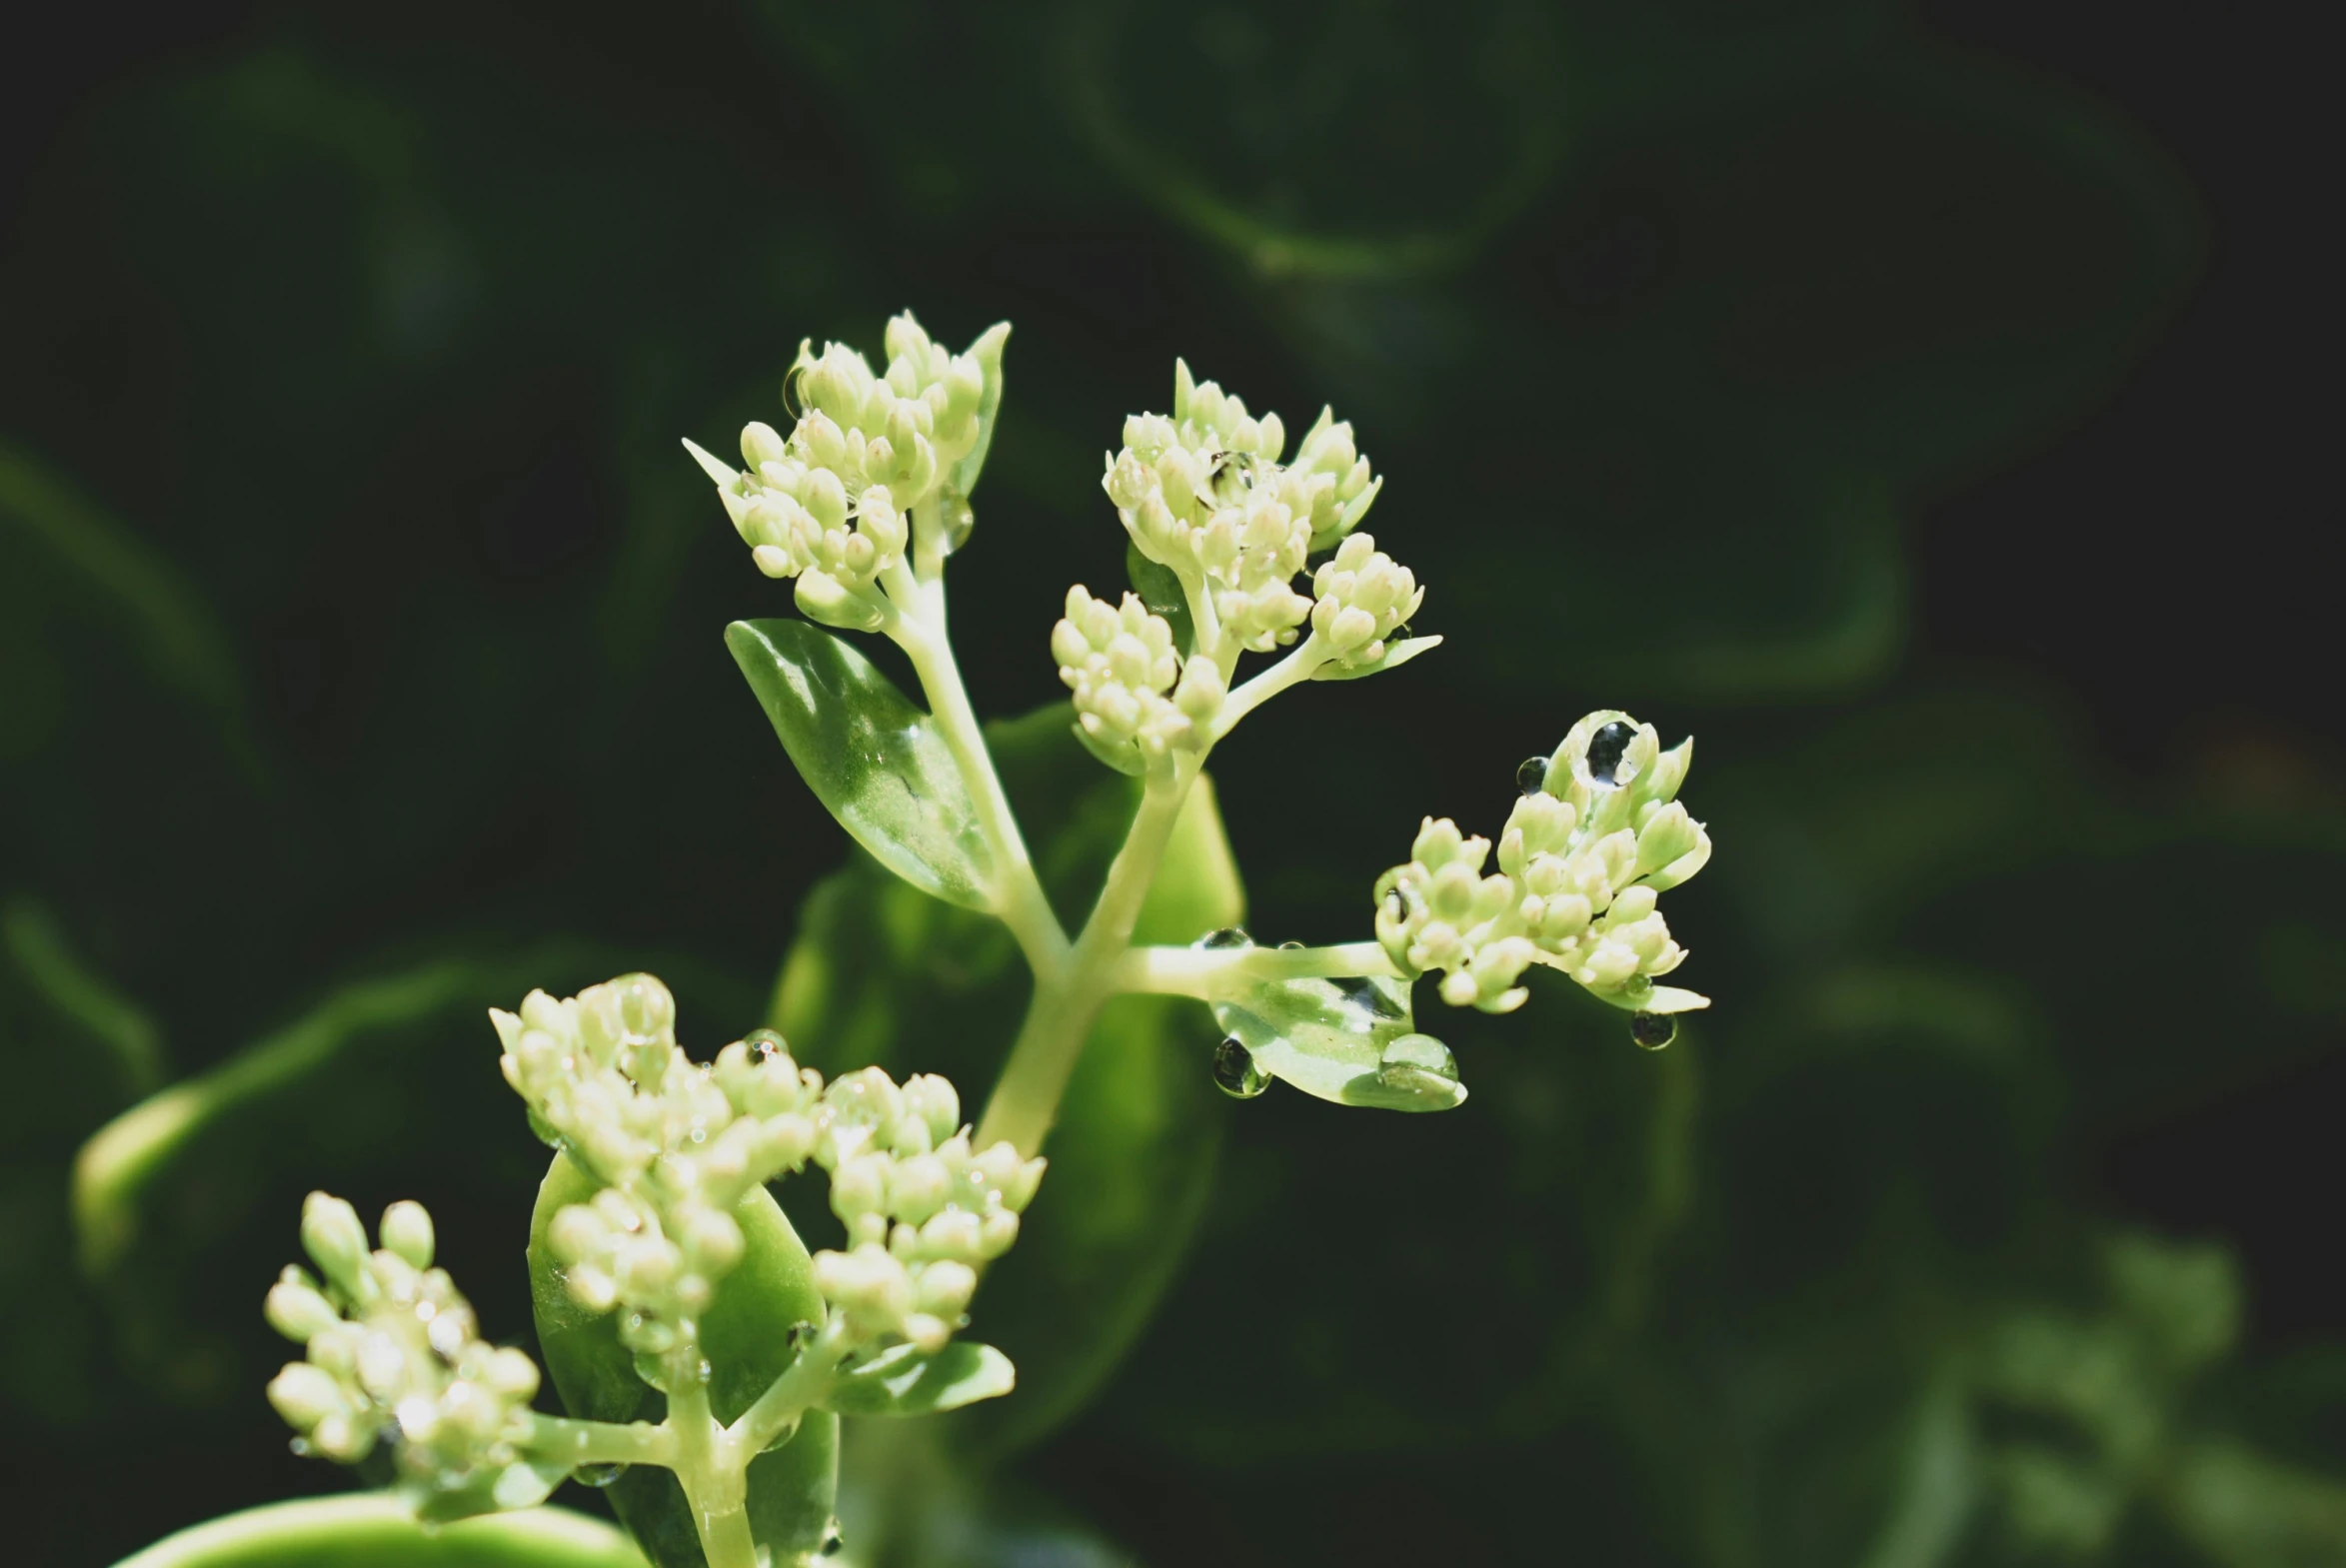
[3,2,2337,1564]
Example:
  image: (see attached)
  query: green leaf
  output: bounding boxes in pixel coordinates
[530,1152,839,1568]
[827,1341,1017,1417]
[1124,543,1193,656]
[1308,634,1442,682]
[949,322,1012,497]
[772,704,1241,1459]
[727,618,995,910]
[1212,972,1465,1111]
[110,1495,646,1568]
[404,1460,574,1526]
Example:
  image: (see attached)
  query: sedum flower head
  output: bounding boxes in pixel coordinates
[1309,533,1423,670]
[686,312,1007,622]
[1375,711,1711,1016]
[1103,362,1392,656]
[265,1194,548,1511]
[497,973,1042,1360]
[1051,586,1225,771]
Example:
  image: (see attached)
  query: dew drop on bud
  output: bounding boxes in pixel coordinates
[821,1518,847,1556]
[1516,756,1550,795]
[1211,1037,1269,1099]
[1629,1011,1676,1050]
[1197,926,1251,949]
[1277,940,1303,949]
[1586,722,1635,788]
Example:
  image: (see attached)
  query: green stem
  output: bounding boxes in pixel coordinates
[977,767,1196,1155]
[729,1314,853,1458]
[1112,938,1399,1000]
[521,1413,679,1470]
[1211,631,1326,738]
[884,565,1069,973]
[666,1346,759,1568]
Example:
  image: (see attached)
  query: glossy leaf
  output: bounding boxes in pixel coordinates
[529,1153,839,1568]
[1212,972,1465,1112]
[727,618,995,910]
[110,1495,647,1568]
[1309,634,1442,682]
[948,322,1012,497]
[827,1341,1017,1418]
[404,1460,573,1527]
[772,704,1241,1460]
[1124,543,1193,657]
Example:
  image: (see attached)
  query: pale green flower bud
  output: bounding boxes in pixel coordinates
[379,1201,435,1271]
[741,421,789,470]
[1310,533,1424,667]
[915,1259,977,1319]
[831,1153,892,1224]
[266,1267,343,1343]
[1054,585,1204,770]
[795,569,887,633]
[269,1362,350,1432]
[301,1193,370,1295]
[681,1207,744,1273]
[900,1073,960,1145]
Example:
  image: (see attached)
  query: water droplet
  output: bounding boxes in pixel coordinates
[1629,1011,1676,1050]
[1197,926,1251,949]
[578,1462,628,1487]
[746,1029,788,1062]
[1277,939,1303,949]
[1516,755,1550,794]
[820,1518,847,1556]
[1211,1037,1269,1098]
[787,1320,820,1352]
[1586,722,1635,787]
[288,1437,313,1457]
[1378,1033,1458,1080]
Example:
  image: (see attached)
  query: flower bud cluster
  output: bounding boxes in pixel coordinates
[1102,364,1391,656]
[805,1065,1046,1354]
[688,312,1006,609]
[1051,586,1226,769]
[265,1194,544,1499]
[1375,712,1712,1013]
[1308,533,1423,670]
[497,973,1040,1361]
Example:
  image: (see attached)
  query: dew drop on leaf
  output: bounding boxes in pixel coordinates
[1211,1037,1269,1099]
[1629,1011,1676,1050]
[1586,722,1635,787]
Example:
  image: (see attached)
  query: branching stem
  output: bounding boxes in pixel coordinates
[883,563,1070,974]
[977,763,1198,1155]
[1113,938,1399,1000]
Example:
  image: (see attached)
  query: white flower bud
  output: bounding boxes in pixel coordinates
[378,1201,435,1270]
[299,1193,369,1294]
[266,1268,343,1343]
[914,1259,978,1319]
[268,1363,349,1431]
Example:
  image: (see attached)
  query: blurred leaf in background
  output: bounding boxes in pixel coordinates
[2,1,2335,1565]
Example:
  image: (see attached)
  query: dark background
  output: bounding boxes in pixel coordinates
[3,2,2338,1564]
